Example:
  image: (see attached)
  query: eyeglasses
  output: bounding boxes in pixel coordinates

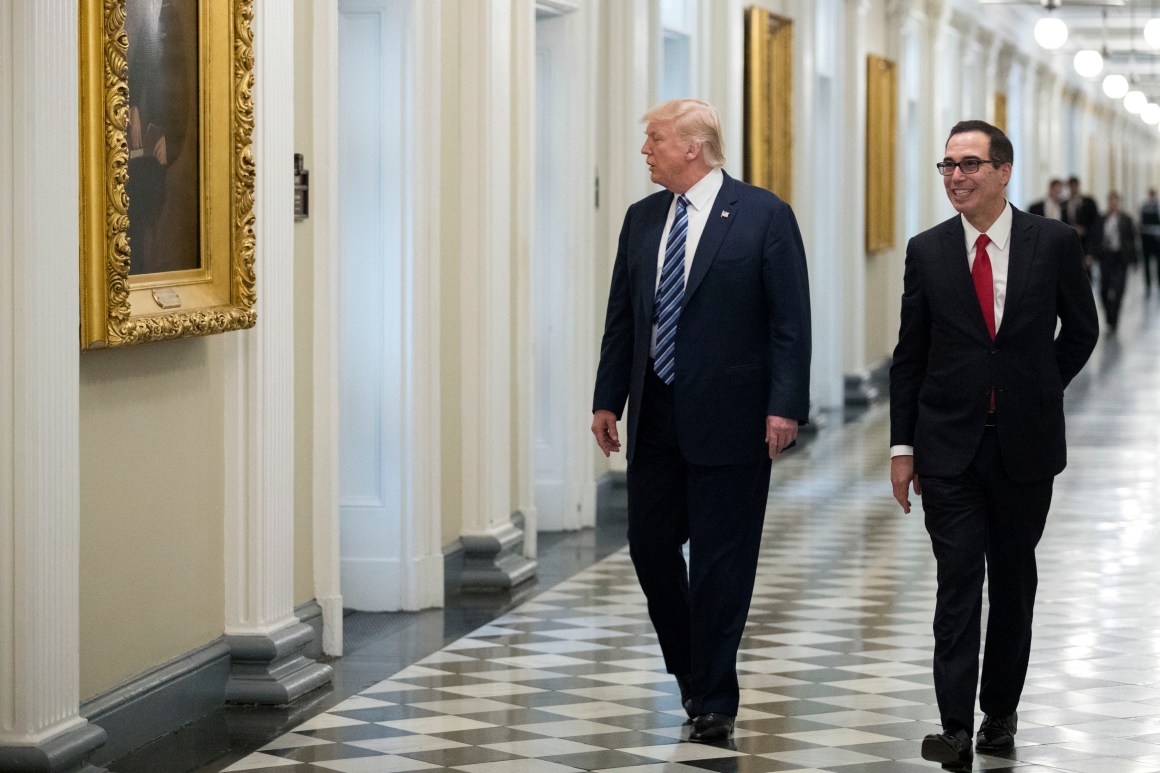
[936,158,999,176]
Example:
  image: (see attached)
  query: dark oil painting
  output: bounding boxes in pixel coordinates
[125,0,201,276]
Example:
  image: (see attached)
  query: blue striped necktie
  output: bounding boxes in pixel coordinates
[653,194,690,385]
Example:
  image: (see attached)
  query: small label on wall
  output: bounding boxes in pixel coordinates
[152,288,182,309]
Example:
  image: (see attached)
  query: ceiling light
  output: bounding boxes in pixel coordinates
[1125,90,1149,113]
[1143,103,1160,124]
[1103,74,1130,99]
[1034,17,1068,50]
[1074,49,1104,79]
[1146,19,1160,49]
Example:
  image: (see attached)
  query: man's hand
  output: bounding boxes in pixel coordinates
[890,455,922,513]
[591,410,621,457]
[766,415,798,459]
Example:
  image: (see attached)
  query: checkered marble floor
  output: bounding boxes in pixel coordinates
[222,297,1160,772]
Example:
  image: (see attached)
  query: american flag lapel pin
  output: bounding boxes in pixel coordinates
[721,210,730,218]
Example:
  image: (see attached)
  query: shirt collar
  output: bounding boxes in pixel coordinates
[962,201,1012,252]
[680,168,724,212]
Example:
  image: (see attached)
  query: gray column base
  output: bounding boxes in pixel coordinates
[0,722,107,773]
[459,520,538,591]
[225,621,334,706]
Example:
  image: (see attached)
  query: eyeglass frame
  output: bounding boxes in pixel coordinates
[936,157,1002,176]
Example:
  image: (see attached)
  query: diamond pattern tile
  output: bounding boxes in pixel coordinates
[206,292,1160,770]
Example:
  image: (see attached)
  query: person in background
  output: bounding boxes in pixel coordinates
[890,120,1098,771]
[1062,175,1100,270]
[1139,188,1160,297]
[1029,178,1064,220]
[1093,191,1136,333]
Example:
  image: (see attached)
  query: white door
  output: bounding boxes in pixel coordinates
[338,0,408,610]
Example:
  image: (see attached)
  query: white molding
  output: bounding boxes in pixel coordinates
[224,0,298,638]
[0,0,88,746]
[536,0,580,15]
[311,0,344,655]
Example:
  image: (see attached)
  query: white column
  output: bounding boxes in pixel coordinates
[456,0,536,589]
[222,0,332,703]
[0,3,106,770]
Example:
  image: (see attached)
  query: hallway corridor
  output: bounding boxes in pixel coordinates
[170,288,1160,772]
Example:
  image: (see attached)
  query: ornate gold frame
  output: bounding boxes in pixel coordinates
[865,54,896,254]
[994,91,1008,132]
[79,0,256,349]
[743,7,793,204]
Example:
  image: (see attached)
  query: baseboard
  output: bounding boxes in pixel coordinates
[81,601,326,766]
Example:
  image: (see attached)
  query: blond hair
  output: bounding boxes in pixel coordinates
[641,99,726,168]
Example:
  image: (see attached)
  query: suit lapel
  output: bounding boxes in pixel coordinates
[999,208,1036,339]
[683,172,741,305]
[637,194,671,321]
[941,217,991,341]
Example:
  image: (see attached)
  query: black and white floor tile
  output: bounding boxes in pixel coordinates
[218,298,1160,772]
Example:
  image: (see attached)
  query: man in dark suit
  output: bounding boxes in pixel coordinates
[1092,191,1137,333]
[1028,178,1063,220]
[1139,188,1160,296]
[592,98,811,743]
[889,120,1098,770]
[1062,175,1100,266]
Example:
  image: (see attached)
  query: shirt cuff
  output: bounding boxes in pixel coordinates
[890,445,914,457]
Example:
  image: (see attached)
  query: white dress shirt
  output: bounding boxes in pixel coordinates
[891,201,1013,458]
[650,168,724,357]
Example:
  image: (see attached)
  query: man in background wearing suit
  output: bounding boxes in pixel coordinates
[1093,191,1136,333]
[1028,178,1063,220]
[592,99,811,743]
[1063,175,1100,267]
[1139,188,1160,297]
[890,120,1098,770]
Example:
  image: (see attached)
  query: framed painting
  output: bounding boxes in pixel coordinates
[79,0,256,349]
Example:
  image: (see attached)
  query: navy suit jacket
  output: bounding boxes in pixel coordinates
[889,208,1098,482]
[593,171,811,466]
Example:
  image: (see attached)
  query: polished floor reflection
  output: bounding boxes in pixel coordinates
[116,288,1160,772]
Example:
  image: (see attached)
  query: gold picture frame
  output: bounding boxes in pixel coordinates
[79,0,256,349]
[865,54,896,254]
[743,6,793,205]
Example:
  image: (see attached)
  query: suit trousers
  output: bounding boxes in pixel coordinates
[1141,235,1160,293]
[626,366,773,716]
[920,426,1052,734]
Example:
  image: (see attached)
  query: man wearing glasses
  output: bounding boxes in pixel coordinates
[889,121,1098,770]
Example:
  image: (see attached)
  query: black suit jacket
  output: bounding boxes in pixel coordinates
[889,208,1098,482]
[1091,211,1137,263]
[593,172,811,466]
[1062,195,1100,254]
[1028,200,1046,217]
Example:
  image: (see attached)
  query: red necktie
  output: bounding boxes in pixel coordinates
[972,234,996,339]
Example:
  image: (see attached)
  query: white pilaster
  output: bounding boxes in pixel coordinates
[309,0,343,656]
[0,2,105,769]
[400,0,445,607]
[513,0,539,555]
[457,0,536,589]
[841,0,870,384]
[223,0,332,702]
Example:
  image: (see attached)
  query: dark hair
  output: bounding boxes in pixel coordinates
[1049,178,1063,187]
[1068,176,1081,186]
[947,120,1013,167]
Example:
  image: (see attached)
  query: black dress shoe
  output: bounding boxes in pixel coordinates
[675,674,695,719]
[976,711,1017,751]
[921,728,972,767]
[689,712,734,742]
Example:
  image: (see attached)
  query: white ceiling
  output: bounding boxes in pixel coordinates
[979,0,1160,94]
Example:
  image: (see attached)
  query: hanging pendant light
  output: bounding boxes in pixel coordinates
[1074,49,1104,79]
[1035,17,1069,50]
[1143,103,1160,124]
[1103,74,1130,99]
[1126,90,1148,113]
